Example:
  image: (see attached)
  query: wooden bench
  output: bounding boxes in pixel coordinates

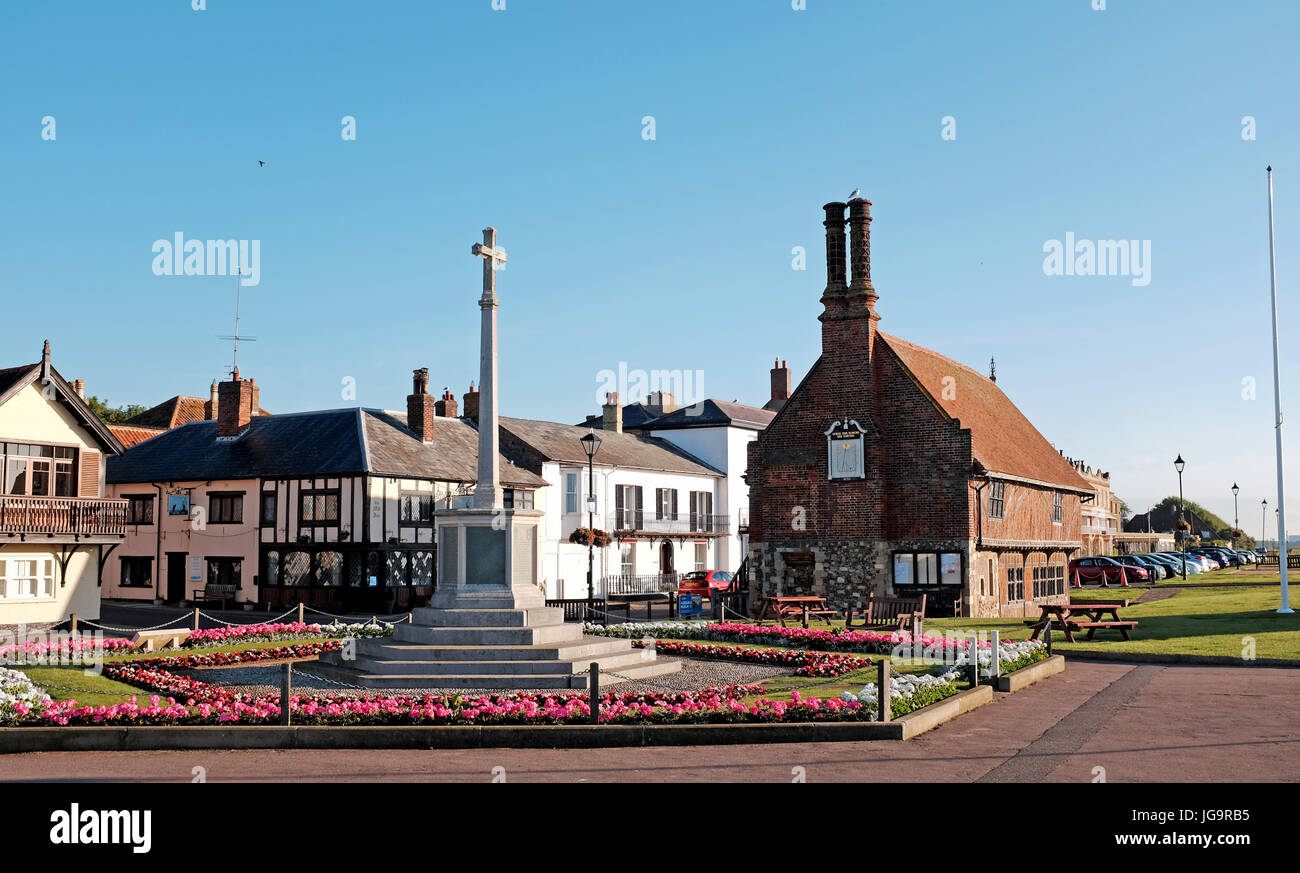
[130,629,191,651]
[191,583,237,609]
[1067,620,1139,641]
[756,596,837,628]
[1025,602,1138,642]
[844,594,926,633]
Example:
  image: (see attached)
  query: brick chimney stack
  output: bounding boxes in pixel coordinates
[72,379,86,400]
[462,383,480,422]
[767,358,790,411]
[406,368,437,442]
[820,197,880,363]
[645,390,678,418]
[217,368,258,438]
[435,388,458,418]
[602,392,622,433]
[205,380,219,420]
[847,196,878,308]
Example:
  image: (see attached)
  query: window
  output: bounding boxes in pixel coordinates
[120,556,153,588]
[261,493,277,525]
[689,491,713,531]
[1032,565,1065,598]
[503,489,534,510]
[656,488,678,521]
[694,542,708,571]
[892,551,963,587]
[1053,491,1063,524]
[317,552,342,586]
[615,485,643,530]
[206,557,242,589]
[126,495,155,525]
[298,490,337,525]
[0,443,77,497]
[0,557,55,599]
[1006,567,1025,602]
[619,542,635,575]
[208,493,244,525]
[400,492,435,524]
[564,472,580,515]
[988,481,1006,519]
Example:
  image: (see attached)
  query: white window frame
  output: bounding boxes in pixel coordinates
[619,542,635,575]
[694,542,708,572]
[564,472,580,515]
[0,556,56,600]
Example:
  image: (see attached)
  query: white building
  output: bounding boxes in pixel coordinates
[497,414,726,600]
[0,342,127,628]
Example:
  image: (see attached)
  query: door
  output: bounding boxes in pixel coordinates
[166,552,187,602]
[659,540,674,576]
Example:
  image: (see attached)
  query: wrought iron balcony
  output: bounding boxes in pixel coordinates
[0,496,129,538]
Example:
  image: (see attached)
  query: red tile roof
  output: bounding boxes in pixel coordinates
[127,395,271,429]
[879,333,1090,492]
[108,424,166,449]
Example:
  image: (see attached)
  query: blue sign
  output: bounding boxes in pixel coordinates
[168,495,190,516]
[678,593,702,616]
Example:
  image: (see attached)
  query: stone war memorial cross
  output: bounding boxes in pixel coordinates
[471,227,507,511]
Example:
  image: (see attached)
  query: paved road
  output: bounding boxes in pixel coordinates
[1,660,1296,782]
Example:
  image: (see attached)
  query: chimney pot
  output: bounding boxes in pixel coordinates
[821,202,849,297]
[847,196,876,301]
[72,379,85,400]
[435,387,459,418]
[406,368,437,442]
[217,373,258,437]
[769,358,791,409]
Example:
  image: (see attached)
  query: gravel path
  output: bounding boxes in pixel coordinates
[174,658,793,699]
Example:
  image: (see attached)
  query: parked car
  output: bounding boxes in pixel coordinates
[1192,547,1237,568]
[1237,550,1257,565]
[1157,552,1204,574]
[1117,554,1168,580]
[1069,556,1149,585]
[1165,552,1211,573]
[1139,554,1180,576]
[677,570,735,599]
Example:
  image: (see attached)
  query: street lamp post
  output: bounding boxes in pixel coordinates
[1232,483,1240,548]
[1263,499,1268,548]
[580,430,602,621]
[1175,454,1187,580]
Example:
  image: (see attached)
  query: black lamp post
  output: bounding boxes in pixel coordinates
[580,430,602,620]
[1175,454,1187,580]
[1231,483,1240,548]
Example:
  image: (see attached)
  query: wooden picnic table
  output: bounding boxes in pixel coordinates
[1026,601,1138,642]
[755,595,838,628]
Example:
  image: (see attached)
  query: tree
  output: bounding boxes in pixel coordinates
[85,395,148,425]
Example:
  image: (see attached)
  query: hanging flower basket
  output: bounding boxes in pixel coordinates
[569,527,612,548]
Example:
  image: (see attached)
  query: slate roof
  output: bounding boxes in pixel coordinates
[107,408,544,487]
[641,399,775,431]
[126,394,271,429]
[879,333,1091,493]
[499,416,722,476]
[575,403,663,431]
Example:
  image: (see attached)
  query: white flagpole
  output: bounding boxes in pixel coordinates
[1266,166,1293,613]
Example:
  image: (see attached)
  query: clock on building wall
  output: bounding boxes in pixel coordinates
[824,418,866,481]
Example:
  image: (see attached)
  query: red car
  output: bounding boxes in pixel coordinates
[677,570,735,599]
[1068,556,1149,585]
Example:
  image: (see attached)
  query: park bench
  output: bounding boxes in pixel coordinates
[191,583,237,609]
[756,595,838,628]
[130,629,191,651]
[844,593,927,634]
[1026,602,1138,642]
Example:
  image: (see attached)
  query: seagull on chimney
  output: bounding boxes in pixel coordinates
[848,188,861,200]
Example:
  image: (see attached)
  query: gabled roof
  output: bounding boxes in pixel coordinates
[106,408,544,487]
[643,399,775,431]
[878,333,1091,493]
[0,354,125,455]
[499,417,722,476]
[126,394,271,429]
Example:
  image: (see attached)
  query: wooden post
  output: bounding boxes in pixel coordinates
[876,658,891,722]
[801,603,810,629]
[279,661,292,726]
[69,613,77,634]
[297,602,305,624]
[990,630,1001,679]
[1044,619,1053,656]
[193,608,200,631]
[589,662,600,725]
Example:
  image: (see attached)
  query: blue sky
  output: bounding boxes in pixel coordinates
[2,1,1297,532]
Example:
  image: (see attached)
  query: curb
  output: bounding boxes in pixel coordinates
[1059,650,1300,669]
[995,654,1065,692]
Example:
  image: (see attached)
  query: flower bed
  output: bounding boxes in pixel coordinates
[0,636,133,665]
[587,620,988,656]
[185,621,392,647]
[1,667,52,723]
[634,640,871,677]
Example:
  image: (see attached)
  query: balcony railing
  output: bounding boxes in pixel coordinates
[0,496,129,538]
[608,512,731,535]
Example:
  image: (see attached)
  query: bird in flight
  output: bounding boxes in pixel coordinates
[258,160,266,167]
[848,188,861,199]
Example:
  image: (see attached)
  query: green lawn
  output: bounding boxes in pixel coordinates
[924,578,1298,661]
[15,667,147,708]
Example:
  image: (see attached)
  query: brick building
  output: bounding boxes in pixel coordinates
[745,197,1090,618]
